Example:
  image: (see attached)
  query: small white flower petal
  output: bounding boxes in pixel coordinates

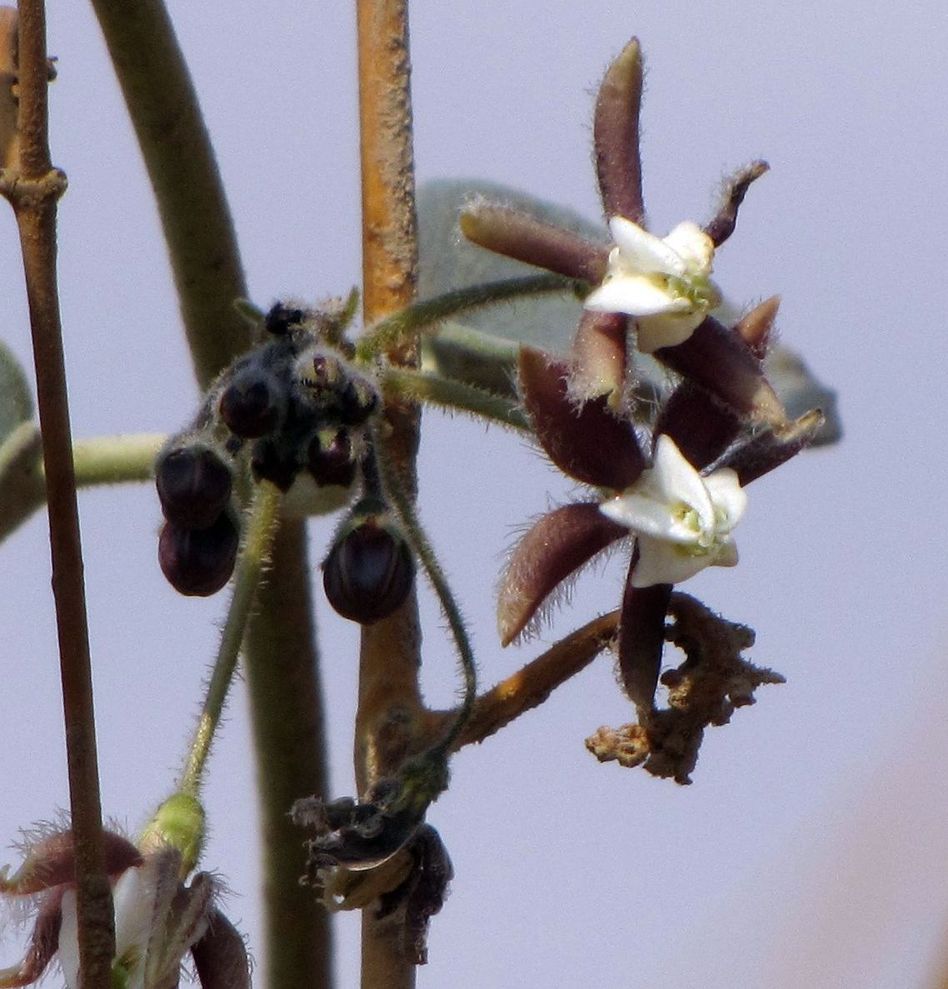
[649,435,714,527]
[635,311,706,353]
[608,216,686,276]
[661,221,714,276]
[600,493,699,544]
[712,539,739,568]
[58,890,80,989]
[584,274,689,317]
[702,468,747,532]
[631,536,711,587]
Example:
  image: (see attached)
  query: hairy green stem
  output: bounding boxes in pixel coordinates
[382,367,528,430]
[243,520,332,989]
[371,428,477,757]
[0,428,163,542]
[355,273,577,362]
[179,482,283,797]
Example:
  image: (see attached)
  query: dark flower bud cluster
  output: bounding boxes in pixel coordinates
[322,497,415,624]
[155,299,380,597]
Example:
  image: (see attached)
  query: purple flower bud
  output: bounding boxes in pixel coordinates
[250,437,300,492]
[308,429,357,488]
[219,367,283,438]
[336,376,380,427]
[323,510,414,624]
[155,444,233,530]
[158,513,239,597]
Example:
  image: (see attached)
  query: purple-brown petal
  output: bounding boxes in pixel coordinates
[519,346,644,489]
[498,503,626,646]
[655,316,787,428]
[715,410,824,486]
[617,564,672,713]
[569,310,629,403]
[0,830,142,895]
[654,380,742,471]
[734,296,780,359]
[703,160,769,247]
[0,887,64,987]
[459,204,608,283]
[191,909,251,989]
[594,37,645,225]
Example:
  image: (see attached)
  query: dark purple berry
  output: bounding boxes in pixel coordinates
[219,369,282,438]
[158,513,239,597]
[155,445,233,529]
[264,302,305,336]
[308,429,357,488]
[323,516,414,624]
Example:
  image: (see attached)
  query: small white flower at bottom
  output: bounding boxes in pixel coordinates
[583,216,721,353]
[600,434,746,587]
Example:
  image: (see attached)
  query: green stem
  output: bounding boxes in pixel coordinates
[179,482,283,797]
[382,367,528,431]
[355,273,577,362]
[88,0,250,386]
[0,428,164,543]
[371,427,477,758]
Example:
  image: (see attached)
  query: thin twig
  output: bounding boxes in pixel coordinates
[429,612,620,751]
[0,2,113,984]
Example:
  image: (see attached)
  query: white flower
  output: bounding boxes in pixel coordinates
[600,434,746,587]
[584,216,721,353]
[58,851,213,989]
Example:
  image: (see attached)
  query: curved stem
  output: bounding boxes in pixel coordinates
[88,0,250,386]
[382,367,528,430]
[371,428,477,759]
[355,274,577,362]
[179,482,283,797]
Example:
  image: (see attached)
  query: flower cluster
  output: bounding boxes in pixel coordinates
[469,38,823,748]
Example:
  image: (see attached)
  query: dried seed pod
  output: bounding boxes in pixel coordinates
[323,506,414,624]
[158,513,240,597]
[155,444,233,530]
[219,366,284,438]
[307,428,357,488]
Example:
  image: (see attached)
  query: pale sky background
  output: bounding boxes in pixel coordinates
[1,1,947,987]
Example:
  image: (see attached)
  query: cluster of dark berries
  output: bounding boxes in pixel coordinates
[219,303,380,494]
[156,301,415,620]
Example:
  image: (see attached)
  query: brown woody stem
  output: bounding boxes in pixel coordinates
[356,0,424,985]
[438,612,620,750]
[1,2,114,984]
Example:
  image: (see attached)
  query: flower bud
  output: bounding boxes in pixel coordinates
[219,366,284,438]
[159,513,239,597]
[336,375,380,427]
[308,428,357,488]
[155,443,233,529]
[251,437,300,491]
[264,301,305,336]
[323,505,414,624]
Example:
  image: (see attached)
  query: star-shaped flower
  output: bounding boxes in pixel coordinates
[584,218,721,353]
[600,433,746,587]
